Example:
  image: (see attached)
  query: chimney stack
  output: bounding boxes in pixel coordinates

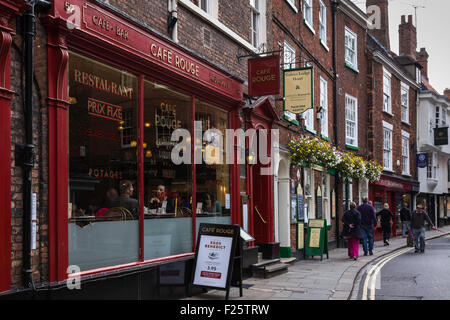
[366,0,390,50]
[399,15,417,57]
[416,47,429,79]
[444,89,450,99]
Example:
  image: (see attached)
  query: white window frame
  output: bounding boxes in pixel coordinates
[284,41,297,124]
[345,94,358,147]
[285,0,298,13]
[304,0,314,34]
[383,69,392,114]
[250,0,260,48]
[401,131,410,175]
[344,27,357,70]
[322,173,331,226]
[284,41,296,69]
[427,152,437,179]
[401,82,409,123]
[319,1,327,46]
[383,121,393,171]
[304,168,315,220]
[320,76,328,137]
[435,105,447,128]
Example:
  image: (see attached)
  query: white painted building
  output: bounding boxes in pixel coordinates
[416,78,450,227]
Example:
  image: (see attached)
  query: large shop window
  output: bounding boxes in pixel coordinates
[68,52,139,271]
[195,100,231,234]
[143,80,193,260]
[67,52,233,271]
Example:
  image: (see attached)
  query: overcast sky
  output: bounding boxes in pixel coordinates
[353,0,450,94]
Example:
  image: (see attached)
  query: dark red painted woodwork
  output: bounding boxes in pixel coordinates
[43,0,245,281]
[0,0,29,293]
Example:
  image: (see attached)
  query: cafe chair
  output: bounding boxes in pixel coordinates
[104,207,134,220]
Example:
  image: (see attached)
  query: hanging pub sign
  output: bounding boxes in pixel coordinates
[416,153,428,168]
[283,67,313,114]
[248,55,280,97]
[434,127,448,146]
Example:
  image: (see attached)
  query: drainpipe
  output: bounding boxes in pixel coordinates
[168,0,178,42]
[18,0,51,293]
[331,0,340,247]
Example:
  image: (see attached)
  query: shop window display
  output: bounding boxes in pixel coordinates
[195,100,231,233]
[143,80,193,259]
[68,52,139,270]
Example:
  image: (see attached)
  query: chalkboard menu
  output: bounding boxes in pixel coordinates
[316,196,323,219]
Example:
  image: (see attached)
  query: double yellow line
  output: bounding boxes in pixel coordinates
[361,247,413,300]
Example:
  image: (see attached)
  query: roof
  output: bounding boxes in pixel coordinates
[421,75,439,95]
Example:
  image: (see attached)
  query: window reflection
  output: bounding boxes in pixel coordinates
[195,100,231,230]
[143,80,193,260]
[68,51,139,270]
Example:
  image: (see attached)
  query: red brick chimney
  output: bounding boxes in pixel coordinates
[416,47,429,79]
[399,15,417,57]
[444,89,450,99]
[366,0,390,51]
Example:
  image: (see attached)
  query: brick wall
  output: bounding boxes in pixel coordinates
[9,16,49,289]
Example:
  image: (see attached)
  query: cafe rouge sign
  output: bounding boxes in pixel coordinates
[58,1,242,100]
[247,55,280,97]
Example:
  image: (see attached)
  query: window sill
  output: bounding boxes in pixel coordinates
[320,39,329,52]
[304,19,316,35]
[383,168,394,173]
[402,173,411,177]
[305,126,317,135]
[345,62,359,74]
[284,114,299,125]
[383,110,394,117]
[401,120,411,126]
[345,144,359,151]
[285,0,298,13]
[321,134,330,141]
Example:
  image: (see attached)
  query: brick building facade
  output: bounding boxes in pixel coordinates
[0,0,425,299]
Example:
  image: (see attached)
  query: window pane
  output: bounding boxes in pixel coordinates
[195,100,231,235]
[143,80,193,260]
[68,51,139,271]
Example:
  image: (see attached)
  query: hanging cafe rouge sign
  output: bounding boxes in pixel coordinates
[57,1,242,101]
[248,55,280,97]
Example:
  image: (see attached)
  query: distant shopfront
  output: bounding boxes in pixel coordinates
[370,174,419,239]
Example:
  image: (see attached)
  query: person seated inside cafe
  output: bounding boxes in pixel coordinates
[109,180,139,219]
[148,184,175,214]
[200,193,222,214]
[95,187,119,217]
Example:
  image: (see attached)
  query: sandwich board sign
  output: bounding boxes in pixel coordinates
[305,219,329,260]
[191,223,240,299]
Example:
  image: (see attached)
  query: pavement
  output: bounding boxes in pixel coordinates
[184,225,450,300]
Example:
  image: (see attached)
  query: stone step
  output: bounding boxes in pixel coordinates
[280,257,297,264]
[251,258,280,268]
[262,263,289,279]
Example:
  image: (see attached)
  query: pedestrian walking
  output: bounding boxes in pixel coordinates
[400,202,411,237]
[377,203,394,246]
[411,203,436,253]
[342,202,363,261]
[357,197,377,256]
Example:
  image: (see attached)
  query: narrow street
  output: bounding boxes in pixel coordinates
[356,234,450,300]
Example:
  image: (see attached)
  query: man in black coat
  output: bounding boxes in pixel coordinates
[400,202,411,237]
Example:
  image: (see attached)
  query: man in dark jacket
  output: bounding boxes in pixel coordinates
[411,203,436,253]
[357,197,377,256]
[400,202,411,237]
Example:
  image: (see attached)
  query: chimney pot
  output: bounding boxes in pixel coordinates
[408,15,413,23]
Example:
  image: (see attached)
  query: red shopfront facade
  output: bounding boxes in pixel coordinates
[2,0,255,297]
[0,0,29,295]
[369,174,419,240]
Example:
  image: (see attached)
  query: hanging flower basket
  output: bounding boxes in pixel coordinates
[288,136,382,182]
